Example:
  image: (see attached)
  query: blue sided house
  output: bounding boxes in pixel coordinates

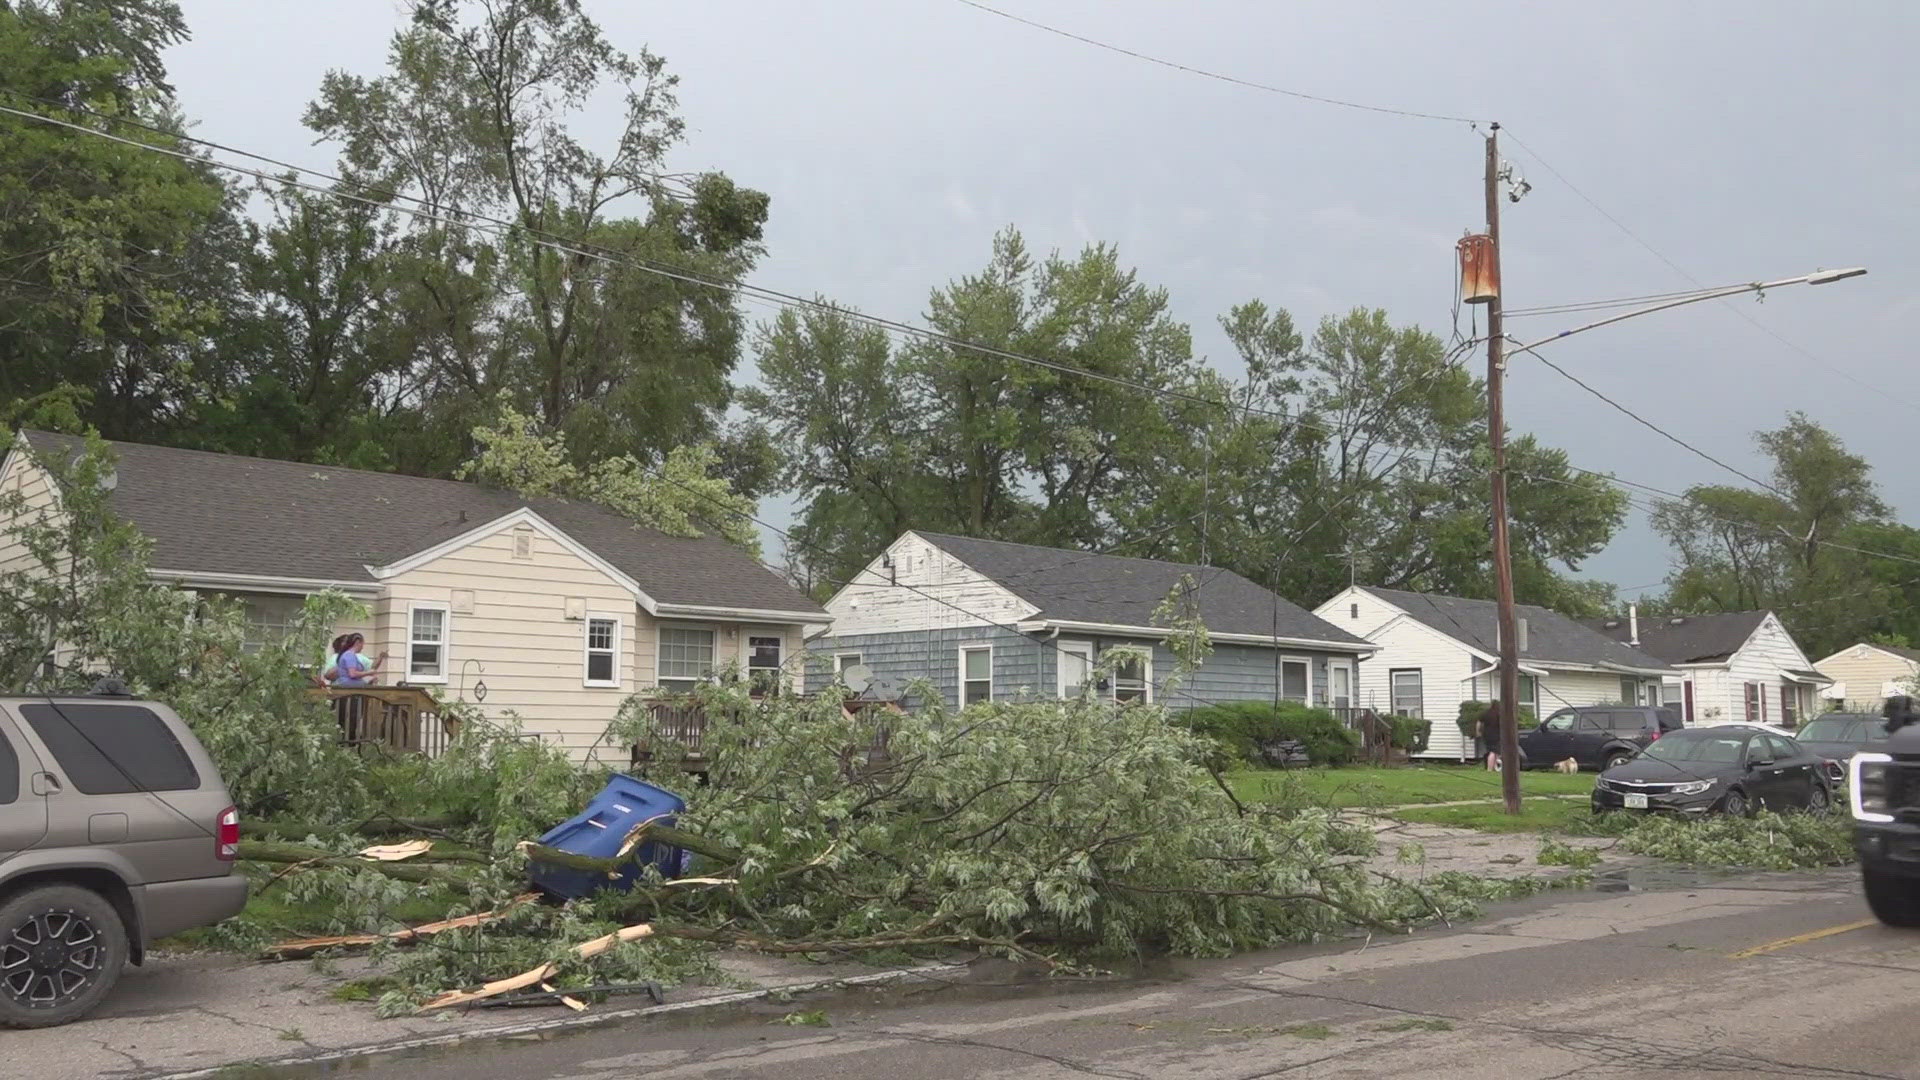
[803,531,1376,713]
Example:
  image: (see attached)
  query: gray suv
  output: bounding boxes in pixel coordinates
[0,689,247,1027]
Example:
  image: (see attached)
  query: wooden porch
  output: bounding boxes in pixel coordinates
[307,686,457,757]
[629,696,896,776]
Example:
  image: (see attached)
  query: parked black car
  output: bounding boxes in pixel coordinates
[1592,727,1831,816]
[1519,705,1682,772]
[1794,712,1886,779]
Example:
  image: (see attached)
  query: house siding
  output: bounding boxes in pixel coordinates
[0,451,60,579]
[805,628,1355,712]
[1349,616,1483,760]
[803,626,1046,706]
[1816,645,1918,710]
[822,532,1037,638]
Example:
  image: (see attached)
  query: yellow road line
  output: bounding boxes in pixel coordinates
[1729,919,1877,960]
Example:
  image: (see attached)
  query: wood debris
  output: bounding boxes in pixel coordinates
[357,839,435,862]
[262,892,538,960]
[419,922,654,1011]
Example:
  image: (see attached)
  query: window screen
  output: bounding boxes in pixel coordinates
[20,704,199,794]
[0,726,17,804]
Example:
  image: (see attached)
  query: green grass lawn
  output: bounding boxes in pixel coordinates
[1228,764,1595,809]
[1391,798,1593,834]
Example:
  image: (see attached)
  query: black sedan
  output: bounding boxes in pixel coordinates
[1591,727,1832,816]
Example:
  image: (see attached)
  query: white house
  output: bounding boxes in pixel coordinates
[1587,610,1829,728]
[1314,586,1675,760]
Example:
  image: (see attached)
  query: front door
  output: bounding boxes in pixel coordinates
[1328,663,1353,713]
[0,710,46,858]
[1057,640,1094,698]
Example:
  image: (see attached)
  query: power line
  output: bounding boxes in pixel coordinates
[951,0,1481,126]
[1498,126,1920,414]
[1504,337,1785,496]
[1503,284,1755,319]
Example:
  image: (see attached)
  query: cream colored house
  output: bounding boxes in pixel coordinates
[1,431,827,756]
[1813,642,1920,712]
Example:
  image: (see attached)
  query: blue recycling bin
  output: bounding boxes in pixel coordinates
[526,774,690,899]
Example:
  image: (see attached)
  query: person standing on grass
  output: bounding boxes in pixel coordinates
[1479,705,1501,771]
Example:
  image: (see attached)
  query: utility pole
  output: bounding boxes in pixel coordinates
[1483,122,1523,815]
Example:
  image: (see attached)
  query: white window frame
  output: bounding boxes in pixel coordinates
[1109,647,1152,703]
[1389,668,1423,716]
[656,622,719,692]
[1057,639,1094,698]
[959,643,993,705]
[405,601,450,684]
[582,613,622,689]
[745,633,784,693]
[834,653,863,678]
[1279,656,1313,705]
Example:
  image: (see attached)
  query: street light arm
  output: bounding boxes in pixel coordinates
[1510,268,1866,354]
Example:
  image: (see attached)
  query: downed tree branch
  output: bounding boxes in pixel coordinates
[260,893,540,960]
[1101,880,1405,934]
[646,922,1058,967]
[241,817,455,841]
[516,821,741,876]
[419,923,656,1011]
[236,841,482,885]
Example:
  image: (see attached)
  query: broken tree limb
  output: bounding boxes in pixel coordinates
[419,923,655,1011]
[236,841,481,885]
[260,893,540,960]
[241,816,455,841]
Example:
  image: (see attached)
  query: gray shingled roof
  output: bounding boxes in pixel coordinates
[1584,610,1767,665]
[16,431,825,616]
[915,532,1372,648]
[1365,587,1674,672]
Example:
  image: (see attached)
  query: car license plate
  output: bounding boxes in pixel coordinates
[1624,793,1648,809]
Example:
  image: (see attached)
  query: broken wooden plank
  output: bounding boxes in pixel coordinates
[419,922,654,1011]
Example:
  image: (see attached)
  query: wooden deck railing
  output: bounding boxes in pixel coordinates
[308,686,455,757]
[630,696,895,775]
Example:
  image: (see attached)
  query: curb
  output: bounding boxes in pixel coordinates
[150,961,968,1079]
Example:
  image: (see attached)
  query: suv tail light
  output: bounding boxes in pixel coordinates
[216,806,239,861]
[1649,728,1663,741]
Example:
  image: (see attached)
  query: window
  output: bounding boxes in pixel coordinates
[1111,650,1150,703]
[237,594,304,654]
[835,654,863,679]
[658,626,717,691]
[583,616,619,687]
[1058,640,1094,698]
[1280,659,1310,704]
[1541,709,1576,732]
[1619,676,1639,705]
[1389,669,1423,716]
[1780,680,1798,727]
[748,636,783,694]
[19,704,199,794]
[1489,672,1539,716]
[1604,710,1645,734]
[408,603,448,682]
[961,645,993,705]
[1765,734,1799,761]
[0,726,16,804]
[1744,682,1762,723]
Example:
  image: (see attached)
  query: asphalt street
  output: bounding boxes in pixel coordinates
[293,867,1920,1080]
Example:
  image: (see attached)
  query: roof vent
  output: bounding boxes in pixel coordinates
[1602,619,1620,629]
[1669,617,1686,626]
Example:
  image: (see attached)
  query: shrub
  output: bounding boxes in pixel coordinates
[1179,701,1361,767]
[1386,713,1431,755]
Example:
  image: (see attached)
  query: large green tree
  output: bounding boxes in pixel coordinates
[747,229,1205,587]
[1652,412,1901,654]
[0,0,241,441]
[300,0,772,482]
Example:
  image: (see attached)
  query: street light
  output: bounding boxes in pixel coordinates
[1512,268,1868,354]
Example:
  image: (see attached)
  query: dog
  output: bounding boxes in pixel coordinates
[1552,757,1580,774]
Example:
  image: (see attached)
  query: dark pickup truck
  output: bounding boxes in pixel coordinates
[1850,696,1920,926]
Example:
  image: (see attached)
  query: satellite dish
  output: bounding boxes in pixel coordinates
[867,677,903,702]
[842,663,874,695]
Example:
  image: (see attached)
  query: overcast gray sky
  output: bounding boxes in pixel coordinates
[167,1,1919,601]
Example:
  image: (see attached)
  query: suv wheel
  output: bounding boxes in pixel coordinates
[1602,750,1634,771]
[0,885,128,1029]
[1864,867,1920,928]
